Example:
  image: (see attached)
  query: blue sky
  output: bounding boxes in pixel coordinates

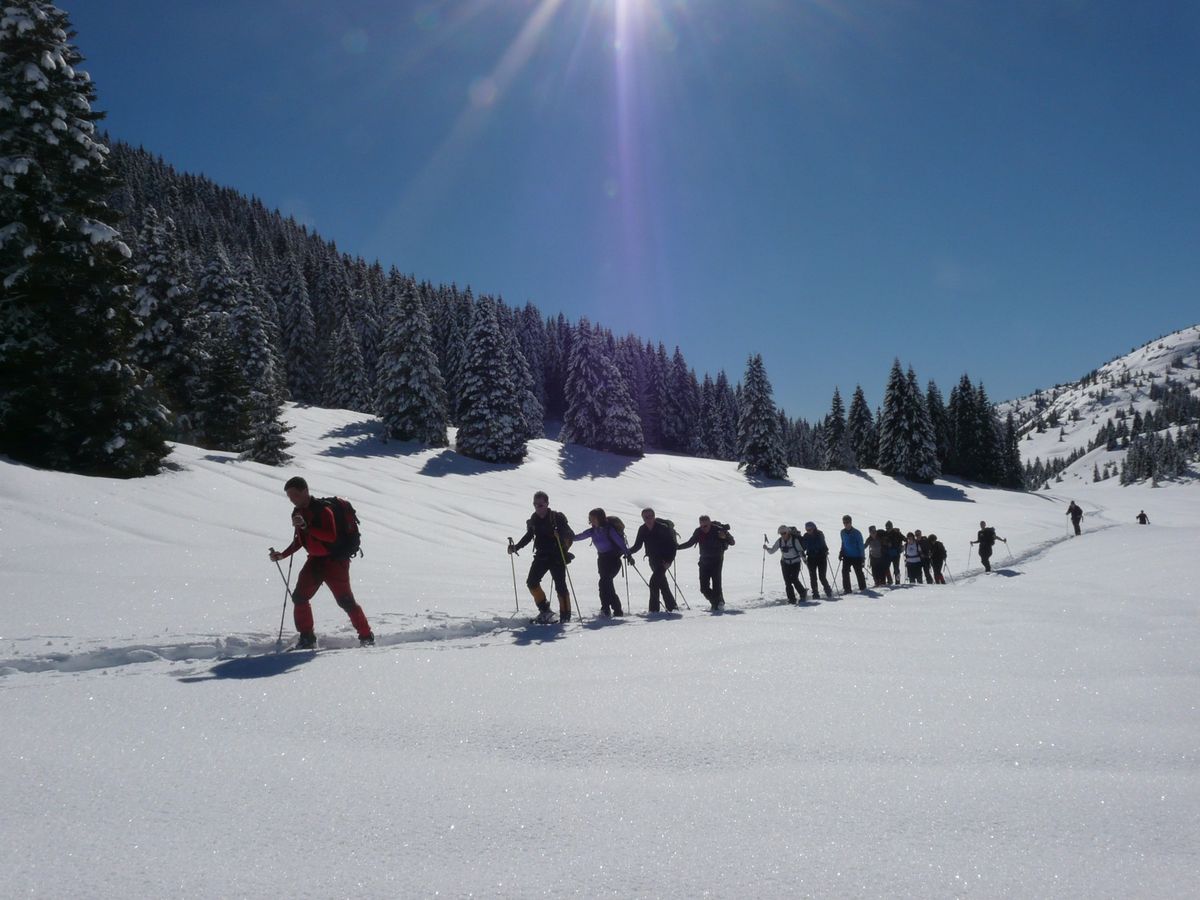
[66,0,1199,421]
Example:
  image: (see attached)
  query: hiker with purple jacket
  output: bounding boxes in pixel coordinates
[573,508,629,618]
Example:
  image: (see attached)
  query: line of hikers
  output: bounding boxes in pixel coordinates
[265,479,1025,642]
[507,491,738,622]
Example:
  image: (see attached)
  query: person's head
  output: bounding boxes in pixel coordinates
[589,507,607,528]
[885,520,893,529]
[928,533,937,542]
[868,525,877,534]
[842,515,852,527]
[906,531,915,540]
[284,476,311,509]
[533,491,550,517]
[980,520,987,528]
[699,515,712,532]
[641,507,656,526]
[778,525,790,536]
[804,521,816,532]
[915,529,923,538]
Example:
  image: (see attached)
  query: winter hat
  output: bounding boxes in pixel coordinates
[804,521,816,530]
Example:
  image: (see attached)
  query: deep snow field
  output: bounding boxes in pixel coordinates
[2,405,1197,898]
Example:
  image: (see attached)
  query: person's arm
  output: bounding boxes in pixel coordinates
[627,526,645,557]
[572,527,595,543]
[272,531,303,560]
[765,537,781,554]
[677,529,699,551]
[512,520,534,552]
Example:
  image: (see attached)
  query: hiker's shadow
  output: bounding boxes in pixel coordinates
[993,568,1022,577]
[511,624,570,646]
[177,653,314,682]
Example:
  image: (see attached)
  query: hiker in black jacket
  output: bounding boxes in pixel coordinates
[969,520,1006,572]
[799,521,833,599]
[625,508,679,613]
[509,491,573,623]
[1067,501,1083,536]
[678,515,736,610]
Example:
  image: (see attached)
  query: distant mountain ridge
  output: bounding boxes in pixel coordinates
[999,324,1200,488]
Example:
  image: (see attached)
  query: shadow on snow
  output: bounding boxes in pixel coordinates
[558,443,638,480]
[177,652,315,682]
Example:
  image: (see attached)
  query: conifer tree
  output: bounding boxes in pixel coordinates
[925,380,951,471]
[561,319,606,447]
[737,354,787,480]
[0,1,169,475]
[456,297,526,462]
[326,316,372,412]
[821,387,854,470]
[131,207,204,438]
[847,384,878,469]
[598,353,644,456]
[662,347,699,453]
[878,360,939,483]
[1001,412,1025,489]
[503,317,543,442]
[375,280,448,445]
[274,251,321,403]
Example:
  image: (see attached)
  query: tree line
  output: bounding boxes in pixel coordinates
[1,0,1025,489]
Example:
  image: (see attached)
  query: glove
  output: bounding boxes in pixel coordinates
[624,554,635,564]
[565,552,575,563]
[507,544,517,555]
[838,551,844,561]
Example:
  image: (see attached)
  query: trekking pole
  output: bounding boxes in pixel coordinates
[270,552,293,651]
[507,538,520,613]
[833,559,842,596]
[944,551,956,585]
[623,560,630,611]
[759,534,767,599]
[668,562,691,610]
[554,531,585,623]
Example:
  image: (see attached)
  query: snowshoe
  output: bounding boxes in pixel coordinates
[359,633,375,646]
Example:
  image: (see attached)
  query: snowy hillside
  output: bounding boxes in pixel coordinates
[999,323,1200,486]
[2,406,1198,897]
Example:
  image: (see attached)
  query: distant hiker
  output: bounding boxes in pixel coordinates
[927,534,947,584]
[509,491,573,623]
[764,525,808,603]
[573,508,628,618]
[970,520,1006,572]
[268,476,374,649]
[678,515,736,610]
[1136,510,1150,525]
[626,508,679,613]
[914,529,934,583]
[799,521,833,599]
[838,515,867,593]
[884,520,903,583]
[903,532,925,583]
[864,525,890,587]
[1067,501,1083,536]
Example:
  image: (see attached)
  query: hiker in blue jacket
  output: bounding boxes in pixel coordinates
[573,508,629,618]
[838,514,867,594]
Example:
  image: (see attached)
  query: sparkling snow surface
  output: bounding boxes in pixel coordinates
[1,406,1197,898]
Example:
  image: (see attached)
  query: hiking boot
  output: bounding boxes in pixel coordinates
[559,611,572,623]
[359,632,375,646]
[649,603,661,613]
[612,605,624,617]
[600,608,612,618]
[533,605,556,624]
[665,602,679,612]
[295,632,317,650]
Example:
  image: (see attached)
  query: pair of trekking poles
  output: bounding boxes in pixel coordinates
[505,534,587,621]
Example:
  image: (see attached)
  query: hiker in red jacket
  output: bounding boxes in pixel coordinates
[268,476,374,649]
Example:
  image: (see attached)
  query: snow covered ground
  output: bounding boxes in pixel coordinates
[2,406,1197,897]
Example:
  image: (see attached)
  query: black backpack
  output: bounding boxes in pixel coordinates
[314,497,362,559]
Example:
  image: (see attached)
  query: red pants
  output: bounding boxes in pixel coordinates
[292,556,371,638]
